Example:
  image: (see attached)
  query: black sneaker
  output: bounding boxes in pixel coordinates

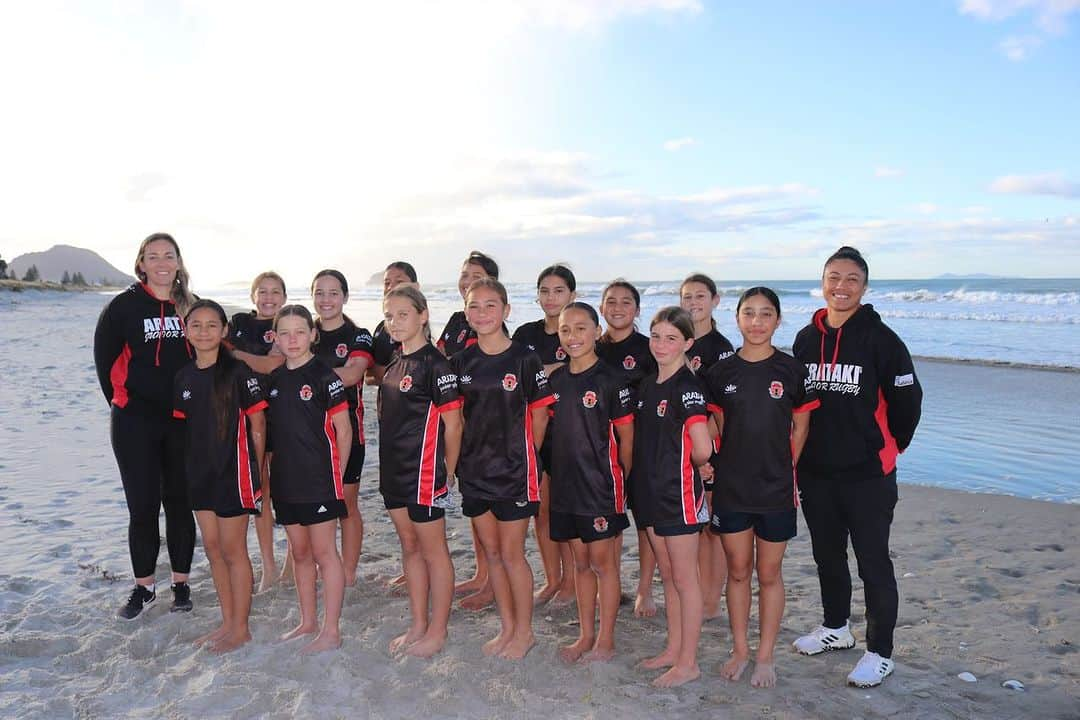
[118,585,156,620]
[170,582,193,613]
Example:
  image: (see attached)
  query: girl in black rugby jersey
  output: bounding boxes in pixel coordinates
[436,251,498,608]
[228,271,287,593]
[703,288,818,689]
[512,264,576,606]
[311,270,374,587]
[679,273,735,620]
[379,286,464,658]
[451,278,555,660]
[631,307,714,688]
[268,305,352,654]
[548,302,634,663]
[597,279,660,619]
[367,261,418,385]
[174,300,267,653]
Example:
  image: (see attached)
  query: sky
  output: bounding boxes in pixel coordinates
[0,0,1078,287]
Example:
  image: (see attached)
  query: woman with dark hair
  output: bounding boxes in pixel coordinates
[791,246,922,688]
[93,232,198,620]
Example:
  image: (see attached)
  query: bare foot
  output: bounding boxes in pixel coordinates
[343,572,357,588]
[498,632,536,660]
[750,661,777,688]
[210,630,251,654]
[640,649,677,670]
[280,623,317,641]
[634,592,657,618]
[482,631,512,657]
[388,573,406,587]
[389,627,425,654]
[256,570,277,594]
[454,576,486,596]
[558,636,595,663]
[653,663,701,688]
[404,631,447,658]
[703,601,723,620]
[582,645,616,663]
[720,653,750,681]
[300,630,342,655]
[459,588,494,611]
[193,625,228,647]
[550,587,576,607]
[533,583,558,605]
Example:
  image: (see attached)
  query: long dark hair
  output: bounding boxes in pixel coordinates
[311,269,356,327]
[824,246,869,284]
[681,272,719,330]
[600,278,641,341]
[464,251,499,279]
[650,306,695,341]
[736,286,782,319]
[537,263,576,292]
[185,299,239,443]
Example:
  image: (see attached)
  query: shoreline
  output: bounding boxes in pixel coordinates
[0,279,122,293]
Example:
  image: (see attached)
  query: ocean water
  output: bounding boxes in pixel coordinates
[210,276,1080,369]
[0,285,1077,505]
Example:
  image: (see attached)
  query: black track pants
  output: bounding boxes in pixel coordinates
[111,406,195,579]
[799,470,899,658]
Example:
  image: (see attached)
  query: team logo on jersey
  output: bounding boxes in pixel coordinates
[460,374,472,385]
[263,330,276,344]
[269,388,279,398]
[656,399,668,417]
[399,374,413,392]
[622,355,636,370]
[582,390,598,408]
[335,343,348,359]
[502,373,518,392]
[299,384,313,401]
[689,355,702,371]
[724,384,737,394]
[181,390,191,400]
[555,346,567,361]
[457,329,468,343]
[593,516,609,533]
[768,381,784,399]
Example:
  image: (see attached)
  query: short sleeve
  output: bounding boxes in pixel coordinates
[679,373,708,421]
[607,375,634,424]
[522,351,555,409]
[429,356,462,411]
[350,327,375,364]
[323,368,348,414]
[238,367,268,414]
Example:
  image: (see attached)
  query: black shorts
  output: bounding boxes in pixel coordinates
[549,510,628,543]
[462,496,539,522]
[188,477,260,519]
[273,498,347,526]
[383,498,445,524]
[343,443,365,485]
[653,522,706,537]
[710,508,796,543]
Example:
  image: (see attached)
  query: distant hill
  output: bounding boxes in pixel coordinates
[7,245,134,286]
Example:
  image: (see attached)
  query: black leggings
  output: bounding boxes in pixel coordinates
[111,406,195,579]
[799,471,899,658]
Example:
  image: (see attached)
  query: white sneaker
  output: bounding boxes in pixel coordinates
[792,623,856,655]
[847,651,895,687]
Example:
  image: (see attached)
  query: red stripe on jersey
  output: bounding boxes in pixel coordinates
[353,387,366,444]
[789,436,799,509]
[172,409,185,419]
[416,402,440,505]
[349,350,374,364]
[109,344,132,407]
[793,398,820,414]
[236,413,259,510]
[245,399,269,415]
[874,389,899,474]
[328,401,348,416]
[527,395,556,411]
[436,338,446,352]
[611,414,633,426]
[607,423,626,513]
[524,408,541,502]
[436,397,464,413]
[680,415,706,524]
[324,411,345,501]
[465,337,478,348]
[706,402,722,415]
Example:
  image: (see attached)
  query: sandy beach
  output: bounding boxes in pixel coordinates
[1,290,1077,719]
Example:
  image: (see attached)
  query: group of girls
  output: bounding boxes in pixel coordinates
[94,234,921,690]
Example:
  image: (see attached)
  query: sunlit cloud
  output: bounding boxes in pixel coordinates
[663,137,699,151]
[989,172,1080,198]
[959,0,1080,59]
[874,166,905,178]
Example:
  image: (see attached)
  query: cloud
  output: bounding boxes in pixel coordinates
[959,0,1080,59]
[663,137,698,151]
[989,172,1080,198]
[874,166,905,178]
[915,203,939,214]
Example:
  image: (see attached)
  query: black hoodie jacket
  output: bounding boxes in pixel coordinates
[93,282,193,418]
[792,304,922,481]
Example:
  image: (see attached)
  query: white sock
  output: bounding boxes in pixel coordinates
[143,583,156,594]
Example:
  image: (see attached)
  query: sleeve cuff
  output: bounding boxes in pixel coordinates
[327,401,348,416]
[528,395,557,410]
[612,414,634,426]
[436,397,464,413]
[793,399,821,414]
[172,409,186,419]
[685,414,707,427]
[245,399,269,415]
[348,350,374,364]
[706,402,722,415]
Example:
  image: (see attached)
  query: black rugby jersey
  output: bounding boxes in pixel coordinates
[547,362,634,515]
[704,351,819,513]
[450,342,555,502]
[371,320,401,367]
[378,344,463,506]
[687,328,735,374]
[512,319,566,365]
[229,311,276,355]
[173,361,267,511]
[597,331,656,402]
[313,320,374,446]
[437,310,477,357]
[267,357,348,504]
[628,366,709,527]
